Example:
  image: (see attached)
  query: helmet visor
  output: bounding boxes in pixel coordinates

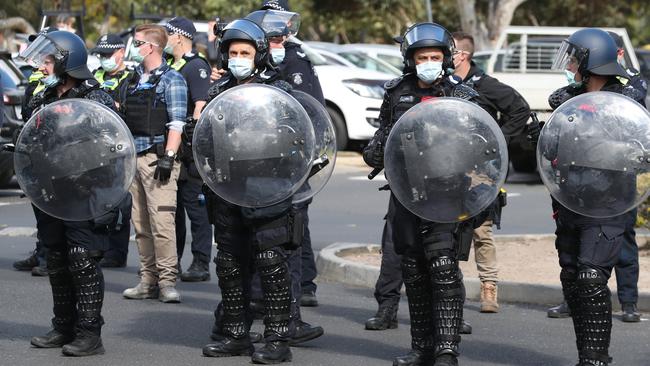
[260,10,301,37]
[17,35,65,69]
[552,40,587,71]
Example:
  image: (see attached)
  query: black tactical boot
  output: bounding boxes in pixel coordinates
[13,250,40,271]
[205,251,254,357]
[31,328,74,348]
[203,337,254,357]
[577,350,612,366]
[180,254,210,282]
[547,301,571,318]
[365,303,398,330]
[62,325,105,356]
[255,248,293,363]
[252,341,292,364]
[289,320,324,345]
[621,303,641,323]
[393,349,432,366]
[32,250,75,348]
[459,320,472,335]
[62,246,106,356]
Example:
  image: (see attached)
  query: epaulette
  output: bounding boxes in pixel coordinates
[451,83,479,100]
[384,76,404,90]
[270,79,293,93]
[548,87,574,110]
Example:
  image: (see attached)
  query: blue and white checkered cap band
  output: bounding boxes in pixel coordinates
[264,1,286,10]
[98,43,124,49]
[165,23,193,39]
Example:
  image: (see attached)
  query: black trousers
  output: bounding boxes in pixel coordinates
[615,210,639,304]
[299,206,318,294]
[373,219,403,307]
[176,176,213,261]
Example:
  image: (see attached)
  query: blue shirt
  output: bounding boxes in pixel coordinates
[132,59,188,153]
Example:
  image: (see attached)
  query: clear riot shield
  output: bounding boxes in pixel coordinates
[384,97,508,223]
[193,84,315,208]
[290,91,337,204]
[537,91,650,218]
[14,98,136,221]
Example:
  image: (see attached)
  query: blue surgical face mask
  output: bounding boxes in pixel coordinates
[565,69,582,86]
[130,44,145,63]
[228,57,254,80]
[100,56,118,72]
[271,48,285,64]
[164,44,174,55]
[43,74,60,88]
[416,61,443,84]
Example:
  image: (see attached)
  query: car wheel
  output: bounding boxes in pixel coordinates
[0,150,14,187]
[326,106,348,151]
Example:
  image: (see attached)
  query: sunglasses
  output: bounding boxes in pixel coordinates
[133,39,158,48]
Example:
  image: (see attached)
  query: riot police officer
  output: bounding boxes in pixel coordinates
[546,31,647,323]
[243,7,325,345]
[12,26,59,277]
[255,3,325,307]
[17,30,121,356]
[530,28,646,366]
[90,33,133,268]
[162,16,213,282]
[201,19,301,364]
[363,23,488,366]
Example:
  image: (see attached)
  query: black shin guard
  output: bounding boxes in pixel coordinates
[401,256,435,352]
[576,268,612,365]
[429,256,462,357]
[561,269,582,351]
[67,246,104,334]
[215,250,250,339]
[256,248,291,341]
[47,250,76,333]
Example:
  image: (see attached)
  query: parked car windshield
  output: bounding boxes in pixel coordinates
[338,51,400,76]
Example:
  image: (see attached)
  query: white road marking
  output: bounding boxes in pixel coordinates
[0,226,37,237]
[349,176,386,182]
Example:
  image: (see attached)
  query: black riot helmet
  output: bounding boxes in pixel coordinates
[219,19,270,69]
[552,28,628,79]
[18,30,94,80]
[397,22,455,72]
[245,9,301,37]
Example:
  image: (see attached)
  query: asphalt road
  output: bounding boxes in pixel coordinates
[1,156,648,365]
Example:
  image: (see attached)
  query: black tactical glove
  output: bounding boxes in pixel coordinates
[526,112,545,145]
[149,155,175,183]
[183,117,197,146]
[363,127,388,169]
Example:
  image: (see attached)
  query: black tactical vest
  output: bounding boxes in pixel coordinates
[123,72,169,137]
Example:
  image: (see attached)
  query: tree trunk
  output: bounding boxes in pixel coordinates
[456,0,527,51]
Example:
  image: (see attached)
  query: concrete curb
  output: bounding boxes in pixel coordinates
[316,239,650,312]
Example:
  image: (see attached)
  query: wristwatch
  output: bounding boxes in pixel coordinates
[165,150,176,158]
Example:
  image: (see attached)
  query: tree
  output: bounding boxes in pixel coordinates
[456,0,527,51]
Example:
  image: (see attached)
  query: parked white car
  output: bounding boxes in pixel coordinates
[297,40,394,149]
[307,42,401,76]
[345,43,403,70]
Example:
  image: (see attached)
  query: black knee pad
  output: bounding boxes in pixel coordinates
[576,267,609,298]
[255,248,286,275]
[67,246,96,273]
[400,256,427,284]
[429,255,463,298]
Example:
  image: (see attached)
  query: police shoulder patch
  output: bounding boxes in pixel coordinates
[452,83,479,100]
[199,68,208,79]
[384,76,404,90]
[292,72,303,85]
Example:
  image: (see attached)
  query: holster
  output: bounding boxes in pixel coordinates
[454,223,474,262]
[253,207,304,251]
[203,184,217,225]
[493,188,507,230]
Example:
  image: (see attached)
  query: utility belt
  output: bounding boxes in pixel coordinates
[136,139,167,157]
[254,208,305,250]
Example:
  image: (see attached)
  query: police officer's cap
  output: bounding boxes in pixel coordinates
[165,16,196,40]
[260,0,289,11]
[28,26,59,42]
[90,34,126,55]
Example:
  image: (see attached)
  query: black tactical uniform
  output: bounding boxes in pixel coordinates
[363,23,490,366]
[201,19,300,364]
[19,30,128,357]
[541,28,645,366]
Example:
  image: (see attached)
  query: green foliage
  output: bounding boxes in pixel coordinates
[2,0,650,47]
